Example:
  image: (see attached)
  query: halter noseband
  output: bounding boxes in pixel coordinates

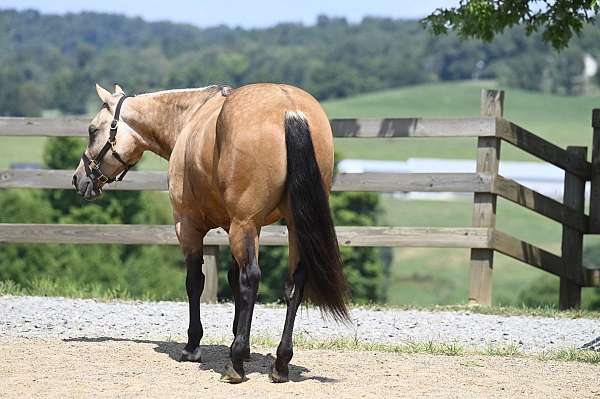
[81,95,136,189]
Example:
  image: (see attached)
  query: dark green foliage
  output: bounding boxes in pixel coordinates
[517,275,559,308]
[0,137,186,301]
[517,244,600,309]
[423,0,600,50]
[1,136,388,303]
[583,244,600,309]
[2,9,600,119]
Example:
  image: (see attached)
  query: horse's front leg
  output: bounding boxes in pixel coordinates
[180,251,205,361]
[176,221,206,362]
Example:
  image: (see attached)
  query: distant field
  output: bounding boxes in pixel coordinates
[2,80,600,169]
[326,80,600,162]
[2,81,600,307]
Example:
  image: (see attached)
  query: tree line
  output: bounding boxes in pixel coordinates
[1,9,600,117]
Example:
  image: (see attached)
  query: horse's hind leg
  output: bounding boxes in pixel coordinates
[227,256,241,338]
[270,223,305,383]
[222,219,261,384]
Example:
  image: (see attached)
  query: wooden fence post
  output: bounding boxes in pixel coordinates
[468,89,504,306]
[201,245,218,303]
[590,109,600,233]
[559,146,587,309]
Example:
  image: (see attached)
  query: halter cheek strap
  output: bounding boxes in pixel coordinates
[81,95,136,189]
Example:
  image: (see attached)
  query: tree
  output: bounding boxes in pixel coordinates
[0,136,186,300]
[423,0,600,50]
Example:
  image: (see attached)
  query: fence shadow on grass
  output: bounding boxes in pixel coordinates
[63,336,338,383]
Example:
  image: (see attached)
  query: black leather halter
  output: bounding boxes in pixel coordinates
[81,95,136,189]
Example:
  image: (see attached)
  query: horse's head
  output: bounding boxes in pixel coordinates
[72,83,143,200]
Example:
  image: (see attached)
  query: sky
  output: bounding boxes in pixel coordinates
[0,0,461,28]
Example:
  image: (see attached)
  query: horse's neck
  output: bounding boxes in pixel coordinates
[123,88,218,160]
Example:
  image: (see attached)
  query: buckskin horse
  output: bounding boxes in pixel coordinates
[71,83,349,383]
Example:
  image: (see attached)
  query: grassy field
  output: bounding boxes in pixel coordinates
[326,80,599,163]
[326,81,600,307]
[2,80,600,169]
[2,80,600,307]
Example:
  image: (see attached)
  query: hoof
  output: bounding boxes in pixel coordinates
[269,363,289,383]
[180,347,202,362]
[221,360,245,384]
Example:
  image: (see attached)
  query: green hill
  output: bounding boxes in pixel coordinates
[322,81,600,307]
[327,80,600,162]
[2,80,599,170]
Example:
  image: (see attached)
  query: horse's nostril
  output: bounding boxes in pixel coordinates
[72,175,78,187]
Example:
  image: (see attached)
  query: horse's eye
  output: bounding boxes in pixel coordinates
[88,125,99,135]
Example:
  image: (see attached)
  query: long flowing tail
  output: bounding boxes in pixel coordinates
[284,110,350,321]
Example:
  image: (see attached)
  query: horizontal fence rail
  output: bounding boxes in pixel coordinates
[1,169,586,231]
[0,224,493,248]
[1,116,498,138]
[0,116,592,179]
[495,120,592,179]
[1,89,598,308]
[0,169,494,193]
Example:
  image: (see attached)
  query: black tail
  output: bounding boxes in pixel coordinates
[284,110,350,321]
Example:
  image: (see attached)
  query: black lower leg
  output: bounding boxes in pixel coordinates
[228,254,261,379]
[227,257,240,338]
[183,253,205,355]
[228,258,249,360]
[272,265,306,382]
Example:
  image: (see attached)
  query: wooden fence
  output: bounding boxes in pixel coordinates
[1,89,599,308]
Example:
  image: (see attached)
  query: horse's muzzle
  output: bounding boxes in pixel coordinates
[74,174,103,201]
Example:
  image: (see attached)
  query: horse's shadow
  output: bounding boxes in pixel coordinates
[63,336,338,383]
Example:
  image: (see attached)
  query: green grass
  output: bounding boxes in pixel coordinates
[380,196,600,308]
[355,303,600,319]
[325,80,599,162]
[3,80,600,169]
[0,278,162,302]
[201,334,600,364]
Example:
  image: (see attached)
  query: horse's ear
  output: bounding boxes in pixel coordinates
[114,83,125,95]
[96,83,111,103]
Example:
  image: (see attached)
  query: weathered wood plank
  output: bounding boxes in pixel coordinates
[1,116,588,179]
[589,108,600,233]
[334,172,492,192]
[0,169,494,193]
[201,246,218,304]
[559,147,586,309]
[495,119,591,179]
[0,224,493,248]
[0,117,89,137]
[0,117,498,138]
[481,90,504,118]
[0,169,167,191]
[330,117,497,138]
[583,269,600,288]
[469,89,502,307]
[492,230,566,281]
[492,175,588,232]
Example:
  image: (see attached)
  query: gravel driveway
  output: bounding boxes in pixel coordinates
[1,295,598,353]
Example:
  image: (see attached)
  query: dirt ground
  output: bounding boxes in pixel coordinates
[0,337,598,399]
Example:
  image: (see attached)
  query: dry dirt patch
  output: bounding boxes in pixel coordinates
[0,337,598,399]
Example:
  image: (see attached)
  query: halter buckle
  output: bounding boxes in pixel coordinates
[89,159,99,169]
[110,119,118,130]
[98,174,109,184]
